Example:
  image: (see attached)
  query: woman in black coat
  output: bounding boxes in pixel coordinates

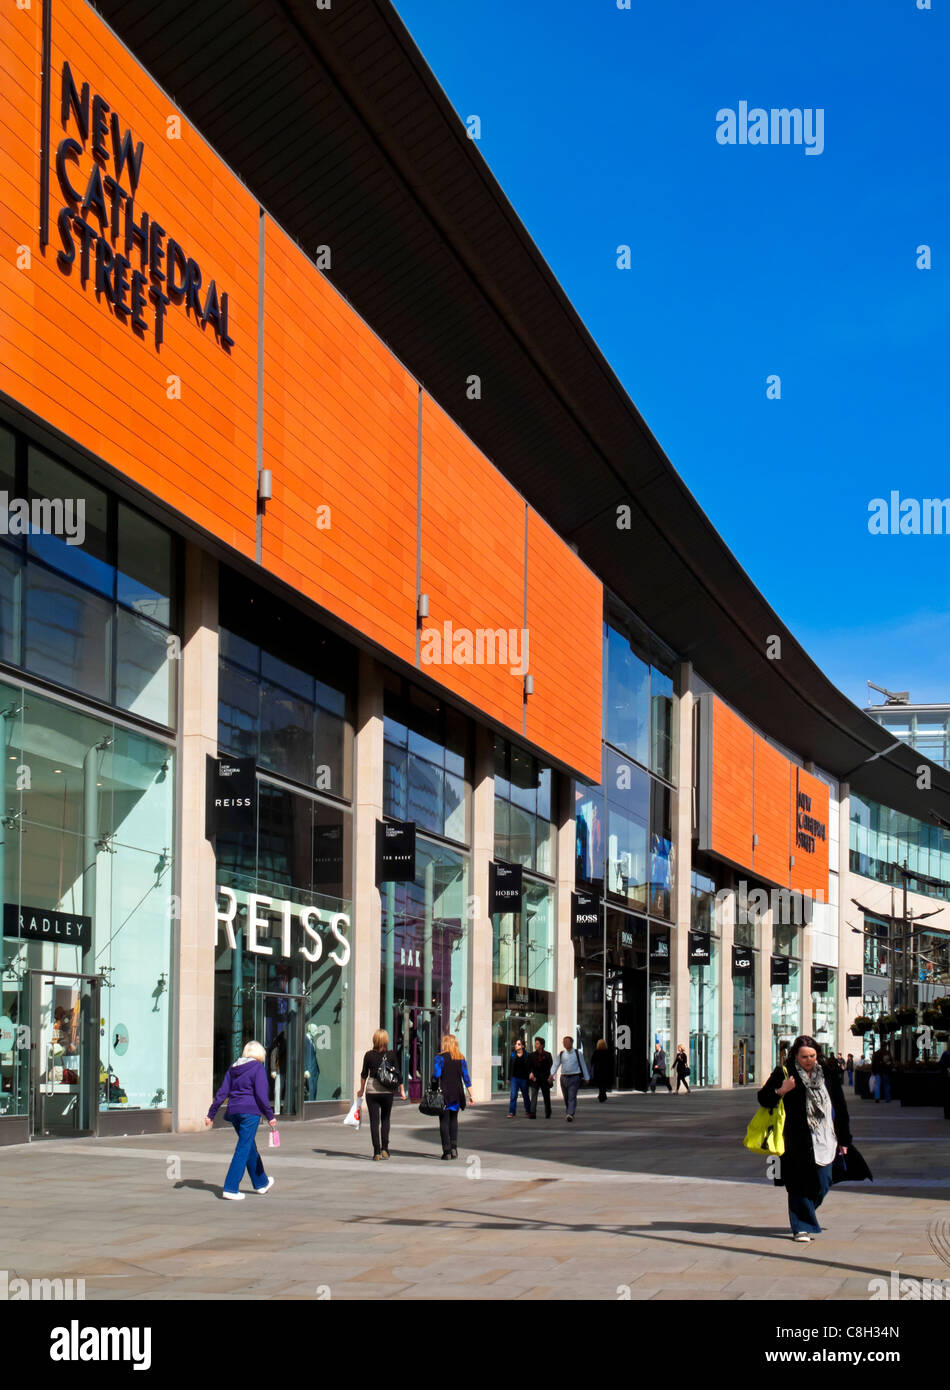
[757,1034,851,1243]
[590,1039,612,1102]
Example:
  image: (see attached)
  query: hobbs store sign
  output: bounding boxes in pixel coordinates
[215,887,350,966]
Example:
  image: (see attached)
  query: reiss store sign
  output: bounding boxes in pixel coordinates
[215,887,350,966]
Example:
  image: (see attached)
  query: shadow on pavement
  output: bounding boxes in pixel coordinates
[346,1207,891,1279]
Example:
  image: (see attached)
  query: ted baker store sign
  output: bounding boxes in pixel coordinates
[44,62,234,352]
[215,887,351,966]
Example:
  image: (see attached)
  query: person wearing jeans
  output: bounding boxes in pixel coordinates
[528,1037,553,1118]
[508,1039,532,1116]
[550,1036,589,1122]
[205,1040,277,1201]
[757,1035,852,1242]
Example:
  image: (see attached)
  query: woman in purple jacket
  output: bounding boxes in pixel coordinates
[205,1041,278,1200]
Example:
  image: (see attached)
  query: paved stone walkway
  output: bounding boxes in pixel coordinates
[1,1089,947,1300]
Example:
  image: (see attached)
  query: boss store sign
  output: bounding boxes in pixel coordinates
[206,755,256,836]
[490,861,523,915]
[570,891,601,938]
[3,903,92,951]
[376,819,416,884]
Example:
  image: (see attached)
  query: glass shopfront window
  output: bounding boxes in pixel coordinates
[733,967,756,1085]
[603,747,649,912]
[0,427,179,728]
[494,738,554,877]
[491,880,555,1093]
[812,967,837,1055]
[603,615,676,782]
[383,675,469,843]
[0,679,174,1127]
[607,910,647,1090]
[850,793,950,902]
[380,839,470,1099]
[575,781,605,897]
[773,922,801,958]
[689,938,720,1087]
[772,961,801,1069]
[649,923,671,1075]
[214,783,353,1111]
[218,569,355,799]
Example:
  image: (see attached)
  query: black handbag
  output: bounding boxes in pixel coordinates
[419,1081,445,1117]
[831,1143,872,1185]
[376,1053,400,1089]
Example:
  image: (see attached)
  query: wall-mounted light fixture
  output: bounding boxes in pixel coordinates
[417,593,429,619]
[258,469,273,502]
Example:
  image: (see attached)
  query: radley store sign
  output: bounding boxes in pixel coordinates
[42,60,234,352]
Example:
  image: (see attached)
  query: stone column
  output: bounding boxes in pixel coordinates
[756,905,774,1078]
[672,664,693,1070]
[837,782,856,1055]
[469,725,495,1101]
[718,888,735,1088]
[351,653,383,1070]
[175,544,218,1132]
[800,882,814,1039]
[555,772,576,1049]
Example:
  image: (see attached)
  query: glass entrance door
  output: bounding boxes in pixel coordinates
[733,1036,750,1085]
[30,972,99,1138]
[391,1002,443,1101]
[255,990,305,1119]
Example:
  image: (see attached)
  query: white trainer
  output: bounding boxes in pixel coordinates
[222,1190,245,1201]
[256,1177,276,1195]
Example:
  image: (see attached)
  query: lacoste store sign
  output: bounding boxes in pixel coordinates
[42,60,234,352]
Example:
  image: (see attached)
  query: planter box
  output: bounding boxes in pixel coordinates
[893,1071,943,1107]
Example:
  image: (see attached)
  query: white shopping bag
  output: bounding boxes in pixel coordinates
[343,1098,361,1129]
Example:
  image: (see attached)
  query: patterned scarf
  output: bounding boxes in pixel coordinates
[795,1059,829,1138]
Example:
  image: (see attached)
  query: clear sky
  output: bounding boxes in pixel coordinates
[392,0,949,707]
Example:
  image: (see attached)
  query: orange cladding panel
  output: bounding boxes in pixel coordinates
[709,698,755,871]
[752,734,790,886]
[790,767,830,900]
[525,508,602,783]
[419,392,526,732]
[0,0,259,555]
[261,219,418,662]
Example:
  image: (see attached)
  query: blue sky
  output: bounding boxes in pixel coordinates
[393,0,949,707]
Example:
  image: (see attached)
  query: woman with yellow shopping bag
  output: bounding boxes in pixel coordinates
[756,1035,852,1242]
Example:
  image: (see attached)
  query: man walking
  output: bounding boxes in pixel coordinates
[649,1042,673,1093]
[527,1036,553,1118]
[551,1036,590,1122]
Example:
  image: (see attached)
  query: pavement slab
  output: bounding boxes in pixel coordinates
[1,1088,947,1301]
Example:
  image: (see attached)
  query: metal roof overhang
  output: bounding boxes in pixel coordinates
[90,0,950,824]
